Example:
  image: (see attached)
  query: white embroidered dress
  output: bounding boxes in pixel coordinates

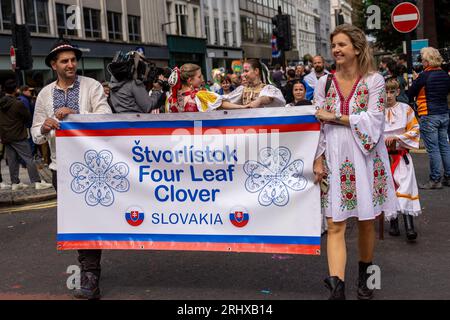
[315,72,398,222]
[384,102,421,217]
[224,84,286,107]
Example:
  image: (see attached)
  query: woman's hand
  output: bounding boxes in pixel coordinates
[246,99,261,109]
[313,156,326,184]
[315,109,336,122]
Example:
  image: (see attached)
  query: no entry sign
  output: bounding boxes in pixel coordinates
[391,2,420,33]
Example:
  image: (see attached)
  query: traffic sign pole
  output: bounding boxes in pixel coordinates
[391,2,420,88]
[406,33,413,87]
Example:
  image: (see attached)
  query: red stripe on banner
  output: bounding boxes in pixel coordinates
[56,123,321,137]
[57,241,321,255]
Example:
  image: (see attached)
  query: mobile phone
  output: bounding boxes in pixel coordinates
[320,178,329,193]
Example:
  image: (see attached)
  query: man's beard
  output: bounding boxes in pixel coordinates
[59,71,77,82]
[315,66,324,74]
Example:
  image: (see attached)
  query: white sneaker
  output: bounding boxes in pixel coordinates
[0,182,11,190]
[35,181,53,190]
[12,183,29,191]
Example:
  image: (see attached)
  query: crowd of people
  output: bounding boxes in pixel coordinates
[0,22,449,301]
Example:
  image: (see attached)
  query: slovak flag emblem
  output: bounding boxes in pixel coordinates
[125,207,145,227]
[230,210,249,228]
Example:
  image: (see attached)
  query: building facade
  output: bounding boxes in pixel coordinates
[313,0,332,63]
[239,0,299,65]
[202,0,243,81]
[0,0,358,87]
[297,0,317,63]
[330,0,352,31]
[0,0,169,87]
[416,0,450,48]
[164,0,207,73]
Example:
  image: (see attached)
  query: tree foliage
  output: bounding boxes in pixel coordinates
[356,0,414,53]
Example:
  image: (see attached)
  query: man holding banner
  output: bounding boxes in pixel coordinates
[31,39,112,300]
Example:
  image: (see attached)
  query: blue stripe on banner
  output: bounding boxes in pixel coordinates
[60,115,318,131]
[57,234,321,245]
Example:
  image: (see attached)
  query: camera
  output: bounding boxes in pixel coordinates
[147,66,172,92]
[108,51,166,84]
[439,46,450,72]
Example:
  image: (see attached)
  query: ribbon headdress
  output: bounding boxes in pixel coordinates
[260,61,274,85]
[168,66,182,105]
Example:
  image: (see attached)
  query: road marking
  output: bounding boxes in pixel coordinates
[0,200,57,214]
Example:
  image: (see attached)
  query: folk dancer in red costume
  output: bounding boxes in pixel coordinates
[166,63,243,113]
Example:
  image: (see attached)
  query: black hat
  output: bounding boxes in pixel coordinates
[45,39,82,68]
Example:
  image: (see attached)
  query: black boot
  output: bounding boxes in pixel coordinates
[357,261,374,300]
[74,271,101,300]
[324,276,346,300]
[403,214,417,241]
[389,218,400,236]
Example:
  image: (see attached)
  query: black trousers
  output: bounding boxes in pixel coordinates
[52,170,102,276]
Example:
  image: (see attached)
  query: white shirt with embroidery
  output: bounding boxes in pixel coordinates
[224,84,286,108]
[384,102,421,216]
[314,72,398,221]
[31,76,112,170]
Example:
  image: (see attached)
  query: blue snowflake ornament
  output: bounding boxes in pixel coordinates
[70,150,130,207]
[244,147,307,207]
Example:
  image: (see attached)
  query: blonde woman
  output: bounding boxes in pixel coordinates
[313,24,397,300]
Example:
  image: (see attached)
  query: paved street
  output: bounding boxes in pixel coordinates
[0,153,449,300]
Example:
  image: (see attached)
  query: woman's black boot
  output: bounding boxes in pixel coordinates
[403,214,417,241]
[324,276,346,300]
[357,261,374,300]
[389,218,400,236]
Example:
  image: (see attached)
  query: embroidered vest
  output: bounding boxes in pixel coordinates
[242,83,266,105]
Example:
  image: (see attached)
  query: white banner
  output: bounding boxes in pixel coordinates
[56,106,322,255]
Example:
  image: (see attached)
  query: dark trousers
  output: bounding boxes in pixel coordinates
[52,170,102,277]
[78,250,102,277]
[5,139,41,184]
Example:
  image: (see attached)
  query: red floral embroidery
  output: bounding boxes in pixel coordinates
[325,85,337,112]
[376,87,386,112]
[168,90,200,113]
[340,158,357,211]
[373,153,388,206]
[354,124,375,152]
[321,158,330,209]
[353,82,369,114]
